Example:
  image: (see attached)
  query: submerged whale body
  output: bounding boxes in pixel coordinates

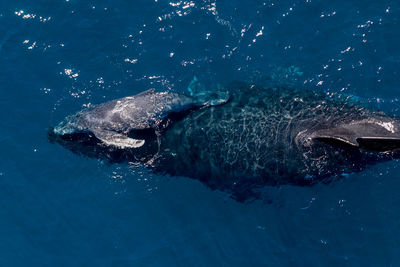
[50,82,400,201]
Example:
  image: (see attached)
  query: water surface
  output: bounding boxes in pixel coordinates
[1,0,400,265]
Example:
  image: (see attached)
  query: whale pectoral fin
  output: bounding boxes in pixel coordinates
[92,129,145,148]
[187,76,201,97]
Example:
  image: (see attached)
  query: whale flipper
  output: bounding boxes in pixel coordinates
[92,129,145,148]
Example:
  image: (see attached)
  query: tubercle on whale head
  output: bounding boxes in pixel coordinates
[52,114,85,136]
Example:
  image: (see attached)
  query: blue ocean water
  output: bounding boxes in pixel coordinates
[1,0,400,265]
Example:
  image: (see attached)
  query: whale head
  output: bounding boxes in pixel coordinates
[308,117,400,152]
[290,116,400,183]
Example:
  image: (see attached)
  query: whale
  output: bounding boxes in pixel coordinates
[53,78,229,149]
[50,81,400,201]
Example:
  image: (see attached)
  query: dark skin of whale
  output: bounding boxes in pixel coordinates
[156,83,400,200]
[50,82,400,201]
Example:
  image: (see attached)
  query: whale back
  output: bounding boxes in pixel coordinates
[157,83,398,197]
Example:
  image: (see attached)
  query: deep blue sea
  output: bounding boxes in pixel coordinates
[1,0,400,266]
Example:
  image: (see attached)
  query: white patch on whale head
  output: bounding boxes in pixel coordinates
[349,118,397,134]
[375,121,395,133]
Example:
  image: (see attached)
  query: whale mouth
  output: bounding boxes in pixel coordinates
[48,127,99,145]
[314,135,400,152]
[356,137,400,152]
[48,127,159,164]
[49,126,159,149]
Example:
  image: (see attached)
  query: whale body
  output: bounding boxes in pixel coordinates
[51,82,400,201]
[53,84,229,149]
